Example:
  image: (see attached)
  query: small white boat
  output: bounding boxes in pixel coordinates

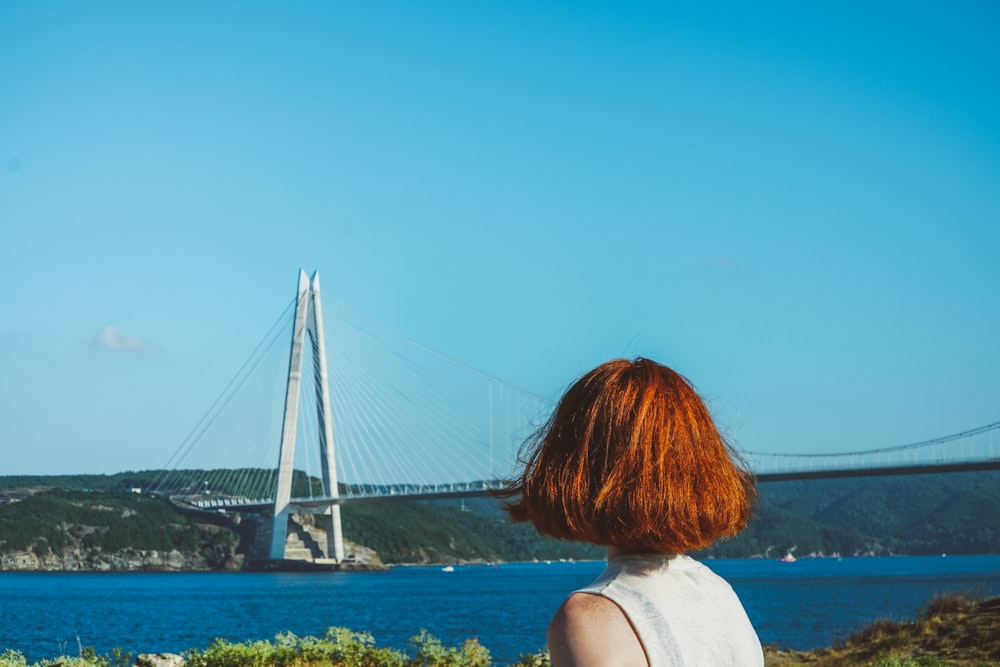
[778,553,796,563]
[441,565,455,572]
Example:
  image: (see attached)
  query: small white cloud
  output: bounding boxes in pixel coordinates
[91,325,157,352]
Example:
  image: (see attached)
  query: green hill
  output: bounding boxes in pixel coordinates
[700,470,1000,558]
[0,485,601,569]
[340,501,601,563]
[0,488,242,570]
[1,470,997,569]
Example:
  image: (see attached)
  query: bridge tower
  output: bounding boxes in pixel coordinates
[269,269,345,562]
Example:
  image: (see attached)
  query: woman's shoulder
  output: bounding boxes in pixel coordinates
[547,592,647,667]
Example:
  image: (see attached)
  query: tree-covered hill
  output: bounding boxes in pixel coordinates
[340,500,602,563]
[0,487,599,569]
[1,469,997,569]
[700,470,1000,558]
[0,489,242,570]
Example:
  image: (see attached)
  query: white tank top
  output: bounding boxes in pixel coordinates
[574,553,763,667]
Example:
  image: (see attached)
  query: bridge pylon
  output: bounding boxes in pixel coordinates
[269,269,345,562]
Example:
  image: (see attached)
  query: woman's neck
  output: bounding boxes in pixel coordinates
[606,546,677,560]
[606,546,635,560]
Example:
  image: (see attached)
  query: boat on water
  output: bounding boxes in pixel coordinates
[778,553,797,563]
[441,565,455,572]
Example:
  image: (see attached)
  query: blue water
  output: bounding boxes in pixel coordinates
[2,555,999,665]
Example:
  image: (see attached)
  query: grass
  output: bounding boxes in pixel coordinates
[763,594,1000,666]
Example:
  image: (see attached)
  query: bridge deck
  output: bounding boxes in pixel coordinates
[755,458,1000,482]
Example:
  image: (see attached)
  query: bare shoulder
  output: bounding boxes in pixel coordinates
[547,593,647,667]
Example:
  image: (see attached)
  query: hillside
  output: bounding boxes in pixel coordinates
[1,470,997,569]
[764,594,1000,666]
[0,489,243,570]
[340,500,602,563]
[701,471,1000,558]
[0,487,600,570]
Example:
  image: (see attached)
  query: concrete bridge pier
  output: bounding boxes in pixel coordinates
[269,270,345,562]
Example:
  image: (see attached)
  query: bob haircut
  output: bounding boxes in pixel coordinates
[501,357,755,553]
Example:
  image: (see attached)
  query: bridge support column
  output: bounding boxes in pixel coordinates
[309,271,344,562]
[270,270,345,562]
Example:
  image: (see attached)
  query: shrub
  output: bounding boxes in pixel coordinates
[506,653,549,667]
[185,628,495,667]
[0,648,111,667]
[3,632,511,667]
[0,650,27,667]
[407,631,490,667]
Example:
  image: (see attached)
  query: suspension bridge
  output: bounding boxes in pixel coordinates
[149,270,1000,563]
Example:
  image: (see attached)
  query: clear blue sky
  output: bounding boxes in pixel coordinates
[2,1,998,475]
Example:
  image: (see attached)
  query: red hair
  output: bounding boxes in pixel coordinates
[501,358,755,553]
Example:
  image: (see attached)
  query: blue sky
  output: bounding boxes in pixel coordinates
[1,2,998,475]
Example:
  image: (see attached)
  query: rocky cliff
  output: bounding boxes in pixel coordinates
[0,546,244,572]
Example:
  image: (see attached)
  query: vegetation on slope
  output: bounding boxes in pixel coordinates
[0,488,598,568]
[2,470,999,566]
[340,501,601,563]
[763,594,1000,666]
[0,490,239,567]
[699,471,1000,558]
[0,629,542,667]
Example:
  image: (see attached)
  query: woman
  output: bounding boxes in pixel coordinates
[501,358,762,666]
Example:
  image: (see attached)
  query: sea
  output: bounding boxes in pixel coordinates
[2,555,999,665]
